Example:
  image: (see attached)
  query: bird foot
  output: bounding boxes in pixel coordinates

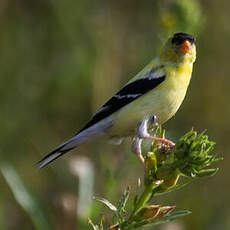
[132,136,145,165]
[137,152,145,164]
[132,115,175,165]
[146,136,175,146]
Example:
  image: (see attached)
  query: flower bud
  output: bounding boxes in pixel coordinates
[157,167,179,188]
[145,152,157,171]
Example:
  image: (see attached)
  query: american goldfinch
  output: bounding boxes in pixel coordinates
[37,32,196,169]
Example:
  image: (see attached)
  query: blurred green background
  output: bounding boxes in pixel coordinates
[0,0,229,229]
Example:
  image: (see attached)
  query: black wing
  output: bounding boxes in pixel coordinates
[79,71,165,132]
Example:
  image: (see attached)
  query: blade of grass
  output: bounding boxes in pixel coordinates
[0,164,50,230]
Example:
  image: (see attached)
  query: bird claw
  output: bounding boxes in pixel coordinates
[132,115,175,165]
[146,136,175,146]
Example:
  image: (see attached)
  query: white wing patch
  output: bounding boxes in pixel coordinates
[79,64,165,132]
[114,94,142,99]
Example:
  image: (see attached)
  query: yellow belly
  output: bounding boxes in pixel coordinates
[109,63,193,137]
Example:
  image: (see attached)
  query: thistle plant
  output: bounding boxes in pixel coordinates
[89,128,222,230]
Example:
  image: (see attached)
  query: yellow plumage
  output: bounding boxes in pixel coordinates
[37,32,196,168]
[109,38,196,137]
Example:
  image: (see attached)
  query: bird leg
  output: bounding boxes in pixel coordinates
[132,115,175,165]
[137,115,175,147]
[131,136,145,164]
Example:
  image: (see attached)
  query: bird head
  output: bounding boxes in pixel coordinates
[160,32,196,64]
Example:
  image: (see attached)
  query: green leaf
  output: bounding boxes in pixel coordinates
[88,218,100,230]
[112,188,130,224]
[172,129,221,179]
[212,157,224,163]
[117,187,130,214]
[155,181,192,195]
[144,210,192,227]
[197,168,219,177]
[99,216,104,230]
[93,197,117,212]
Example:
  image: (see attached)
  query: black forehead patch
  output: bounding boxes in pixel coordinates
[171,33,195,45]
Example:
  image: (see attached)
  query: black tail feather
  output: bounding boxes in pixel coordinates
[36,146,74,169]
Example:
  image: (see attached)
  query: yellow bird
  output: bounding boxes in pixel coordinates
[37,32,196,169]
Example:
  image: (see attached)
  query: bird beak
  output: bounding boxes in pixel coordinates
[179,40,191,54]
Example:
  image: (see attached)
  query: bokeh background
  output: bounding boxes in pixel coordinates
[0,0,229,229]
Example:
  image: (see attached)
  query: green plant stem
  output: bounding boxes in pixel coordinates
[118,183,159,229]
[129,180,162,220]
[92,129,221,230]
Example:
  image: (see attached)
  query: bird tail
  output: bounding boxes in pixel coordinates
[36,117,113,169]
[36,134,84,169]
